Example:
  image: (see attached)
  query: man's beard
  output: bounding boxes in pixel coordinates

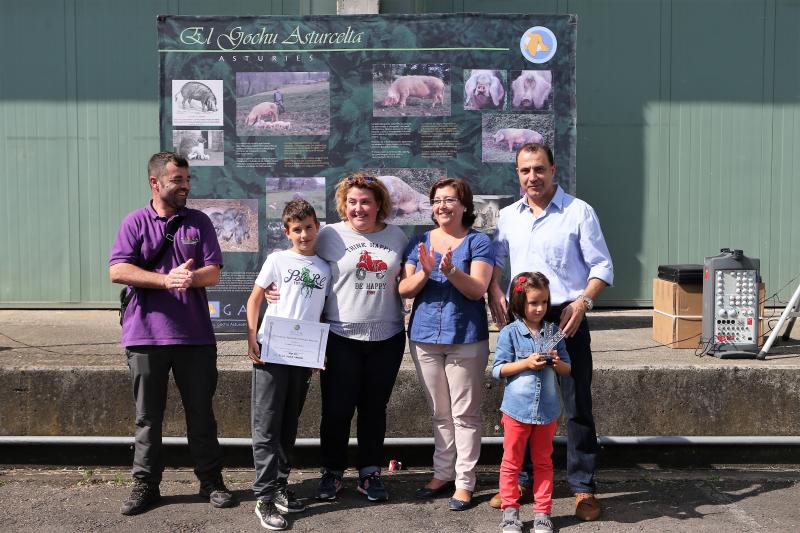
[164,191,187,209]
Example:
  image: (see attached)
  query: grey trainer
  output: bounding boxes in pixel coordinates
[534,512,554,533]
[501,506,522,533]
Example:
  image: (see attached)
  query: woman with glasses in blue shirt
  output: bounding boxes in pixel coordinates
[399,178,495,511]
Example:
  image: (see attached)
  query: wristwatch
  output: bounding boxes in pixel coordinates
[578,293,594,311]
[444,265,457,276]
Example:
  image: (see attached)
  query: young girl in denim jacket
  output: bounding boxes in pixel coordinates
[492,272,571,533]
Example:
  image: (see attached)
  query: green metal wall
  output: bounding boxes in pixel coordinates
[0,0,339,307]
[1,0,798,307]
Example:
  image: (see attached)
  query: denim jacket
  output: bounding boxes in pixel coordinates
[491,319,571,424]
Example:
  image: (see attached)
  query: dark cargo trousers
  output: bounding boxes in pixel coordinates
[251,362,311,501]
[126,344,223,484]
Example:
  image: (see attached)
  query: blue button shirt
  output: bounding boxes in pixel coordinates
[491,319,571,424]
[404,229,494,344]
[492,186,614,305]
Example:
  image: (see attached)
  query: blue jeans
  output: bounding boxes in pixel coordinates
[518,318,597,494]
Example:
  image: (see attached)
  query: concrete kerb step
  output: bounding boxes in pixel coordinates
[1,310,800,441]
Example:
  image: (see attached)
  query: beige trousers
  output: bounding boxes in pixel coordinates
[409,340,490,491]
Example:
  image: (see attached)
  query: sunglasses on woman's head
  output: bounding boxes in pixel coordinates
[347,176,377,184]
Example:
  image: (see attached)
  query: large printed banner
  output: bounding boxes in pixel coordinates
[158,13,577,331]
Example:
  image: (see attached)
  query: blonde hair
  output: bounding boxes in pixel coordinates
[334,172,392,223]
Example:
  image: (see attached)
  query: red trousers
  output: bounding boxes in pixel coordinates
[499,413,557,513]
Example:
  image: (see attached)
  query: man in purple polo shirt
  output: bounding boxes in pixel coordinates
[109,151,234,515]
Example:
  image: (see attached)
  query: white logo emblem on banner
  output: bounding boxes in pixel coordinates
[520,26,557,64]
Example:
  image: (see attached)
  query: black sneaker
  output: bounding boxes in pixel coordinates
[120,479,161,516]
[199,473,236,508]
[274,487,305,513]
[255,499,288,531]
[357,472,388,502]
[316,470,343,501]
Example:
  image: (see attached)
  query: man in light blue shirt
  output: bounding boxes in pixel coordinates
[488,143,613,522]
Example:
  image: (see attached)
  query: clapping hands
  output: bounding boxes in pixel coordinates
[164,258,194,292]
[439,247,454,275]
[417,243,454,276]
[417,242,436,275]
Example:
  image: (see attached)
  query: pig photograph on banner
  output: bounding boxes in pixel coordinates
[235,71,331,136]
[172,80,224,126]
[463,69,507,111]
[172,130,224,166]
[265,177,327,222]
[372,63,451,117]
[186,199,259,253]
[362,168,445,225]
[481,113,555,163]
[472,195,515,233]
[509,70,553,111]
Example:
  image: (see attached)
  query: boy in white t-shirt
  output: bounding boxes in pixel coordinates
[246,199,330,531]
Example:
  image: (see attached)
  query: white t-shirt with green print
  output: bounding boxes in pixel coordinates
[255,249,331,344]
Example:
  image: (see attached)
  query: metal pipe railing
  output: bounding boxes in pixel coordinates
[2,436,800,446]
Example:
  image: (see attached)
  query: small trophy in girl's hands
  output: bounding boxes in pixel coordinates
[540,322,566,355]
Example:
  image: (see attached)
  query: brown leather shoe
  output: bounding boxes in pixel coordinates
[488,485,533,509]
[575,493,601,521]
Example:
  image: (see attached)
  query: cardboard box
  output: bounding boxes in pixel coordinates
[652,278,703,349]
[652,278,765,349]
[653,310,702,349]
[653,277,702,316]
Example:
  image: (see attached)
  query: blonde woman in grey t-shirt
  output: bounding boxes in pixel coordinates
[271,173,408,502]
[315,173,408,502]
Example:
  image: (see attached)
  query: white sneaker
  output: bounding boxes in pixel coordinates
[500,507,522,533]
[533,512,554,533]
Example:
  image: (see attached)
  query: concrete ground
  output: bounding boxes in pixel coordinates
[2,310,800,531]
[2,466,800,532]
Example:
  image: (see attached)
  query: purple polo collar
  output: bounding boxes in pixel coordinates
[145,200,188,221]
